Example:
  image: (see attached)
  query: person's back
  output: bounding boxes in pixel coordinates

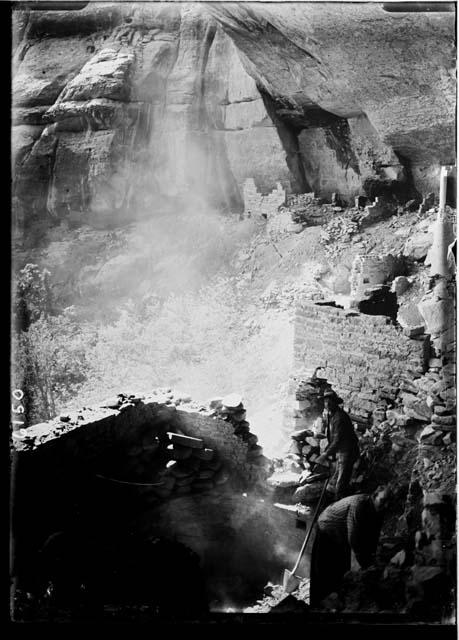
[310,492,383,607]
[318,494,377,558]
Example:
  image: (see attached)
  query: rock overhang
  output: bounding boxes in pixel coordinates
[12,1,457,221]
[206,1,456,165]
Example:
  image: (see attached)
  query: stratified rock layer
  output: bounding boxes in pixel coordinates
[12,2,456,233]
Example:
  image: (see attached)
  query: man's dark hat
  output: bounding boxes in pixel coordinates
[323,390,343,404]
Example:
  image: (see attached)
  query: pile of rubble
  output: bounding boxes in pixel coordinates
[319,213,361,247]
[287,193,446,262]
[358,196,397,229]
[359,272,456,496]
[399,354,456,495]
[283,192,337,230]
[260,281,324,311]
[243,579,310,613]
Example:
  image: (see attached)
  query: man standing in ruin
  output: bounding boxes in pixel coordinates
[315,390,360,501]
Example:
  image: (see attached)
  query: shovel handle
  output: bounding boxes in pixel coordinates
[291,475,330,575]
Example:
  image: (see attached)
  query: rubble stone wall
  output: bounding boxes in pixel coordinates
[176,410,247,471]
[176,408,266,487]
[11,392,271,600]
[293,301,429,422]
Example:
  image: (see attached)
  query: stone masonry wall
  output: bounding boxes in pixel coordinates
[293,301,429,423]
[350,253,405,297]
[243,178,286,218]
[176,407,267,488]
[179,410,248,468]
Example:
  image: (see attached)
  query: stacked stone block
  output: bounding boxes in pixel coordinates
[243,177,286,218]
[293,301,429,425]
[205,394,271,487]
[350,253,405,297]
[156,432,228,497]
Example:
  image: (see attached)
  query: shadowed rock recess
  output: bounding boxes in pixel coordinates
[11,0,456,625]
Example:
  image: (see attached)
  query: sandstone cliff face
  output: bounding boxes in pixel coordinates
[12,1,294,234]
[208,2,456,193]
[12,2,456,234]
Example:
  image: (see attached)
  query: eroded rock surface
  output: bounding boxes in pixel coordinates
[13,2,456,236]
[12,2,296,233]
[208,2,455,190]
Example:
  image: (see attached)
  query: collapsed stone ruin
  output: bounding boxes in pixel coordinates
[10,143,457,624]
[12,261,456,619]
[11,390,316,619]
[10,0,457,628]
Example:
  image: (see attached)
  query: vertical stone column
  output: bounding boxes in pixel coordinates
[428,166,455,278]
[439,166,448,212]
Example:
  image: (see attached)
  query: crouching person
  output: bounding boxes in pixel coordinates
[309,486,391,608]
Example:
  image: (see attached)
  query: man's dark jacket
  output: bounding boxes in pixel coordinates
[324,407,359,459]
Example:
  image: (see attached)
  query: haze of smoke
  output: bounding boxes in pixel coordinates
[15,102,293,456]
[53,191,293,456]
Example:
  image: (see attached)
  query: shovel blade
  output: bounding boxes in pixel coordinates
[283,569,301,594]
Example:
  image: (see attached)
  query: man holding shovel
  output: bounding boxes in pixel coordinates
[309,486,390,608]
[315,390,360,501]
